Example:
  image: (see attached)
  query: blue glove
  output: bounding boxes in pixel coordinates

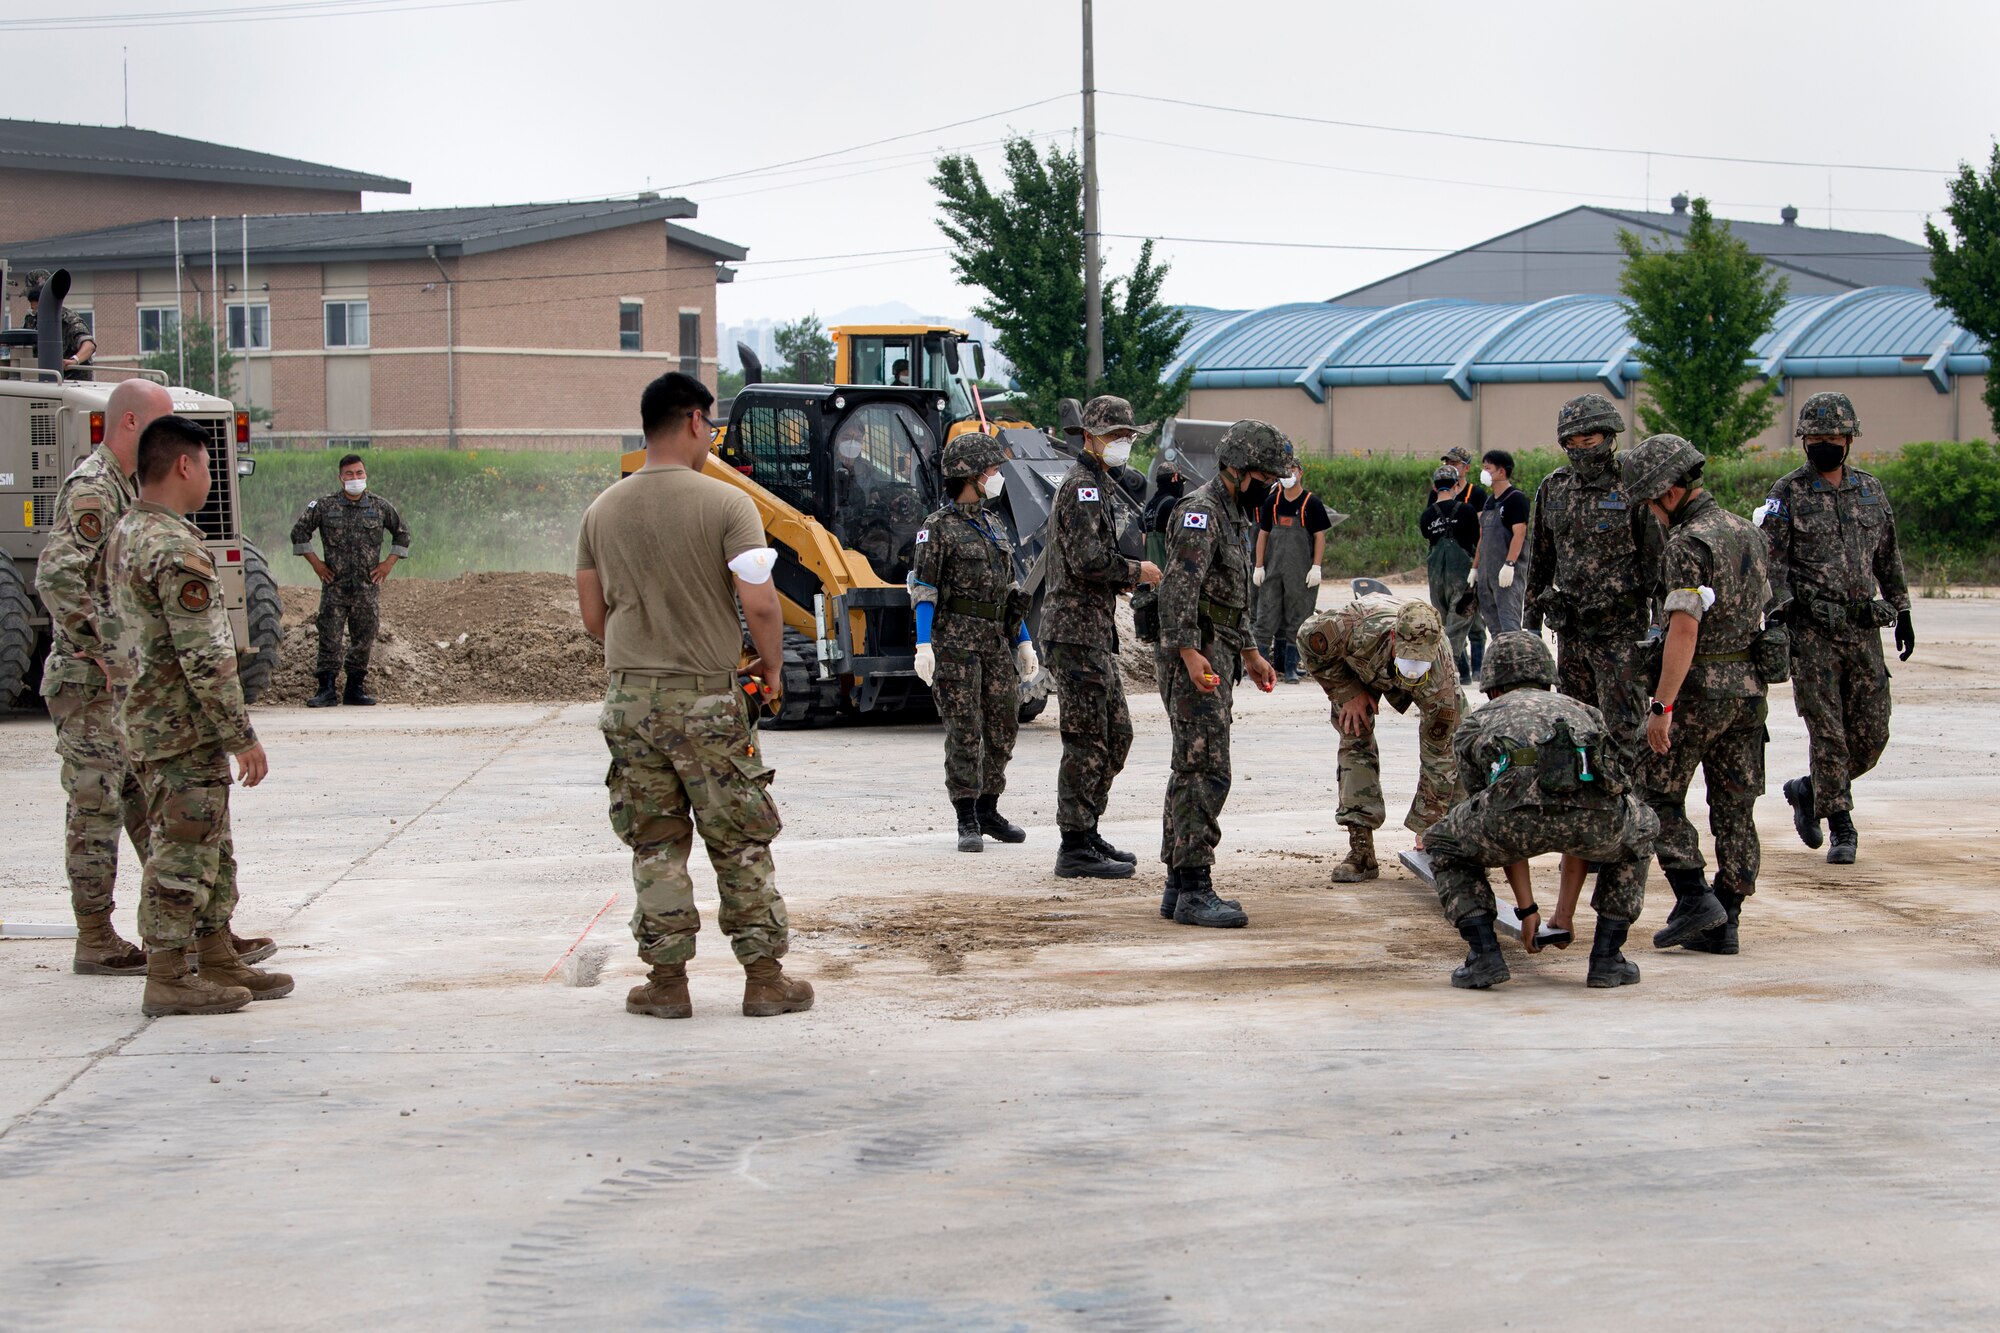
[915,598,935,646]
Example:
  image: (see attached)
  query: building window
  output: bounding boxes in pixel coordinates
[227,303,271,351]
[679,311,700,377]
[324,300,369,349]
[138,306,180,354]
[619,301,643,352]
[326,437,371,451]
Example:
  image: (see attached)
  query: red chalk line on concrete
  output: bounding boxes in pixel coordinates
[543,891,620,982]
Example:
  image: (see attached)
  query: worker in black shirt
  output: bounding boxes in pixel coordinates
[1471,449,1533,634]
[1422,464,1481,680]
[1254,462,1339,683]
[1438,446,1489,675]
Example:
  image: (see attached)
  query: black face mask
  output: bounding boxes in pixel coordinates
[1804,443,1848,473]
[1239,476,1273,513]
[1565,445,1615,481]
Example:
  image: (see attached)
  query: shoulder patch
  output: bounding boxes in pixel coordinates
[74,510,104,543]
[1077,487,1100,502]
[307,499,319,510]
[914,528,931,545]
[173,549,217,579]
[1182,511,1209,530]
[176,578,213,614]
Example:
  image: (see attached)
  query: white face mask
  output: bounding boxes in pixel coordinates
[1282,473,1300,490]
[1099,437,1133,469]
[982,472,1006,499]
[838,439,862,461]
[343,478,367,496]
[1394,656,1432,680]
[1479,469,1493,487]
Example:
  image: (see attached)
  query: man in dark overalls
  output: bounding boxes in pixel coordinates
[1253,461,1337,683]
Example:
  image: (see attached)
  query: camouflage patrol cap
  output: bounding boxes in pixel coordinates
[1081,395,1153,438]
[941,431,1005,480]
[1441,445,1473,466]
[1795,390,1861,438]
[1620,433,1705,502]
[1216,419,1290,474]
[1432,464,1459,488]
[1556,393,1625,442]
[1480,631,1556,695]
[1392,599,1444,656]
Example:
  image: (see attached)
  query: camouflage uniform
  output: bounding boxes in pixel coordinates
[1297,597,1466,835]
[600,678,788,966]
[34,443,151,916]
[290,489,413,675]
[1525,394,1664,779]
[20,270,94,365]
[912,498,1021,801]
[1043,446,1142,833]
[104,503,259,949]
[1763,462,1907,820]
[1638,487,1772,895]
[1424,680,1656,925]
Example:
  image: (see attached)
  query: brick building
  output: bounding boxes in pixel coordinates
[5,198,746,452]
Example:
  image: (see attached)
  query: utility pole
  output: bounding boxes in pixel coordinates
[1081,0,1103,386]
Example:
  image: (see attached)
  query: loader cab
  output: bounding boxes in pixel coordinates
[832,326,985,432]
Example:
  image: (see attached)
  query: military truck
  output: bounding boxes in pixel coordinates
[0,268,283,706]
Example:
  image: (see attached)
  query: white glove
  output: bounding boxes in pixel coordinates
[1466,566,1479,587]
[1306,565,1322,588]
[1016,641,1039,679]
[1252,566,1266,587]
[1498,563,1516,589]
[914,643,936,687]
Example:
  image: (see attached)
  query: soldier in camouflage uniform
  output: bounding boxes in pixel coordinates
[105,416,291,1018]
[1622,434,1774,956]
[20,269,97,373]
[291,453,413,707]
[911,433,1034,853]
[1423,632,1657,989]
[1297,596,1466,883]
[1525,392,1664,933]
[1154,420,1286,928]
[1043,395,1161,880]
[1762,391,1912,866]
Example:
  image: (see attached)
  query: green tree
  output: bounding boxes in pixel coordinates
[1926,142,2000,437]
[772,313,835,384]
[932,136,1192,428]
[1617,197,1788,456]
[140,314,235,399]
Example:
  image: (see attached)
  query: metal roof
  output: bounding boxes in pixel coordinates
[0,118,409,194]
[1,198,748,269]
[1175,287,1989,400]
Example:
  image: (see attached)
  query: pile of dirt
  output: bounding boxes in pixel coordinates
[1114,598,1157,688]
[266,573,603,706]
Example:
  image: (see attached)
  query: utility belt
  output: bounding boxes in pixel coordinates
[1640,626,1790,691]
[942,594,1005,622]
[1800,593,1898,632]
[1198,598,1244,631]
[1486,719,1626,798]
[607,669,735,692]
[1541,587,1647,637]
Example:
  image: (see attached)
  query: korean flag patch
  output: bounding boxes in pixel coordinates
[914,529,930,545]
[1077,486,1100,502]
[1183,511,1209,530]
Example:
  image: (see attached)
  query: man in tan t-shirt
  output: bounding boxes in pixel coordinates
[576,371,813,1020]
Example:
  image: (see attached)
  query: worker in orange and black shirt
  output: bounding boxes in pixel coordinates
[1253,462,1339,683]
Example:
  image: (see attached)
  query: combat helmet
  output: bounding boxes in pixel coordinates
[1081,395,1153,437]
[1795,390,1861,438]
[1480,631,1556,696]
[941,431,1005,479]
[1556,393,1626,442]
[1216,419,1291,474]
[1620,433,1705,502]
[22,268,51,296]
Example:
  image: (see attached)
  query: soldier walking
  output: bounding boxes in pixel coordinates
[105,416,290,1017]
[911,433,1035,853]
[1043,395,1161,880]
[576,372,811,1020]
[1622,434,1776,955]
[1763,392,1913,866]
[1423,633,1657,989]
[1524,393,1665,934]
[1154,420,1286,928]
[291,453,412,707]
[1297,596,1466,882]
[1253,460,1336,683]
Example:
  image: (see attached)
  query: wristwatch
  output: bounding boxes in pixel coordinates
[1649,699,1673,717]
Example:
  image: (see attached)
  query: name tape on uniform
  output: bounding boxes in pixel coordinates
[1183,511,1209,529]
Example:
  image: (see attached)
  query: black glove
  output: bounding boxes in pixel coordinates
[1895,610,1915,661]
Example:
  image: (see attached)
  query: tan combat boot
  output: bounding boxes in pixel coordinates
[73,910,147,976]
[1331,827,1379,883]
[626,962,692,1019]
[230,931,278,965]
[194,932,295,1001]
[141,947,252,1017]
[742,957,814,1017]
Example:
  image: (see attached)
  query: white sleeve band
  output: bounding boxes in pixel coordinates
[728,547,778,584]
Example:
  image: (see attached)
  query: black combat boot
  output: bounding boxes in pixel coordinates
[1652,867,1727,949]
[306,671,340,708]
[1450,912,1509,989]
[954,798,983,853]
[1826,811,1858,865]
[974,794,1026,844]
[1783,776,1823,849]
[1683,877,1744,955]
[1171,866,1248,928]
[1587,916,1642,988]
[343,670,377,706]
[1088,826,1137,865]
[1055,829,1133,879]
[1160,864,1240,918]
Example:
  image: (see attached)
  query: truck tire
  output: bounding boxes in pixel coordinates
[0,560,35,708]
[238,542,283,705]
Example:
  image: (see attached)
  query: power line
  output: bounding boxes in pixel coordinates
[0,0,523,31]
[1100,90,1953,176]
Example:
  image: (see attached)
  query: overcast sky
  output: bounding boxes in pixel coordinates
[8,0,1996,324]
